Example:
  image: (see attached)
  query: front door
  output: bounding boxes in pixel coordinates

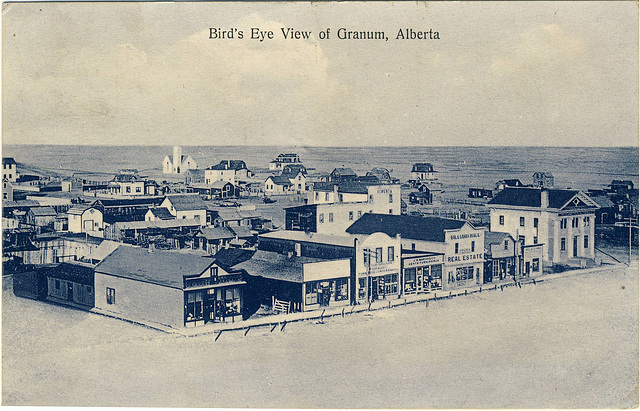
[370,278,378,301]
[573,236,578,257]
[318,282,331,307]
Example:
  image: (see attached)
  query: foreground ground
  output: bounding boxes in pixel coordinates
[3,264,638,408]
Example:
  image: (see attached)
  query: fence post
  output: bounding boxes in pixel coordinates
[244,327,250,336]
[533,279,536,285]
[270,323,278,332]
[280,320,287,332]
[465,289,468,296]
[368,302,372,311]
[388,301,391,308]
[479,287,482,293]
[215,330,223,342]
[342,308,345,317]
[501,285,504,291]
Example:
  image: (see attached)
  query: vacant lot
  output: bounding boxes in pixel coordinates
[3,264,638,408]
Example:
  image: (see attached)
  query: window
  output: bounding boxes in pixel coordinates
[388,246,395,262]
[519,235,525,245]
[126,186,131,193]
[328,213,333,222]
[519,217,525,227]
[560,219,567,229]
[357,210,363,219]
[339,194,344,202]
[349,211,354,221]
[183,215,186,219]
[369,195,374,203]
[532,258,540,272]
[499,215,504,225]
[375,247,383,263]
[471,241,475,252]
[135,186,141,193]
[106,287,116,304]
[194,214,200,220]
[363,249,370,266]
[315,192,319,201]
[561,237,566,251]
[389,193,393,203]
[389,209,393,214]
[319,213,324,223]
[305,281,318,305]
[455,243,459,254]
[185,292,204,322]
[584,217,590,227]
[533,218,538,228]
[584,235,589,248]
[504,240,509,250]
[533,236,538,245]
[455,266,474,282]
[324,193,329,201]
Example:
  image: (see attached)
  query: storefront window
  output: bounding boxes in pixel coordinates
[455,266,474,281]
[305,281,318,305]
[378,274,398,296]
[424,265,442,290]
[185,291,204,322]
[358,278,366,300]
[214,288,240,319]
[404,268,416,293]
[335,278,348,301]
[532,258,540,272]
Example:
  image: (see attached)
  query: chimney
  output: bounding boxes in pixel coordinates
[541,188,549,209]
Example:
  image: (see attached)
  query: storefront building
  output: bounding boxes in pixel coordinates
[401,251,444,295]
[353,232,402,302]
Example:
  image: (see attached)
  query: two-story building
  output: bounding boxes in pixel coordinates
[67,206,104,237]
[269,153,302,171]
[160,194,208,226]
[487,188,599,266]
[346,213,486,292]
[3,157,18,182]
[205,160,251,185]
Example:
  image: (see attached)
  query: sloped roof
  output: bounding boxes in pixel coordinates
[92,240,129,261]
[260,230,355,247]
[484,231,513,250]
[198,227,235,241]
[590,195,615,209]
[91,197,163,207]
[67,205,92,215]
[209,160,247,171]
[213,248,255,269]
[95,246,214,288]
[164,194,208,211]
[268,175,294,186]
[487,188,593,209]
[235,250,326,283]
[228,225,253,238]
[148,207,174,220]
[47,261,95,283]
[3,200,41,208]
[331,167,357,176]
[2,157,17,165]
[29,206,57,216]
[346,213,467,242]
[115,218,201,230]
[412,163,434,173]
[498,179,524,187]
[409,191,431,198]
[211,180,234,189]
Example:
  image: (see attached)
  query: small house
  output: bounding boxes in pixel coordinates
[26,206,57,228]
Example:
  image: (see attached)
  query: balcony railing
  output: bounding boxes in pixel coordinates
[184,273,243,289]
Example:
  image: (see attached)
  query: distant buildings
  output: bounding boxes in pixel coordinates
[3,157,18,182]
[410,163,436,182]
[532,172,554,189]
[495,179,526,191]
[264,164,308,195]
[163,146,197,174]
[487,188,599,266]
[205,160,251,185]
[269,153,302,171]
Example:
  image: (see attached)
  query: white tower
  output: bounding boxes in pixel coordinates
[173,145,182,173]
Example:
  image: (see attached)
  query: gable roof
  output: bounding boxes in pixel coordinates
[487,188,597,210]
[498,179,524,187]
[590,195,615,209]
[484,231,514,249]
[228,225,253,238]
[268,175,294,186]
[412,163,434,173]
[28,206,57,216]
[234,250,327,283]
[148,207,175,220]
[213,248,255,269]
[209,160,247,171]
[47,261,95,283]
[331,167,357,176]
[2,157,17,165]
[95,247,215,288]
[346,213,468,242]
[198,227,235,241]
[164,194,208,211]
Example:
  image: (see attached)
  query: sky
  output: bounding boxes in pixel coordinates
[2,1,638,147]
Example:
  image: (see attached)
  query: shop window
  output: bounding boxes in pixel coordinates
[106,287,116,304]
[492,260,500,277]
[425,265,442,290]
[584,235,589,248]
[519,217,525,227]
[388,246,394,262]
[499,215,504,225]
[375,247,382,263]
[185,292,204,322]
[215,288,241,318]
[561,237,566,251]
[358,278,366,300]
[404,268,416,293]
[319,213,324,223]
[455,266,474,281]
[533,218,538,228]
[305,281,318,305]
[328,213,333,222]
[335,278,349,301]
[532,258,540,272]
[379,273,398,296]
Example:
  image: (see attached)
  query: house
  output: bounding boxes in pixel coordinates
[366,167,399,184]
[44,261,95,310]
[163,146,197,174]
[409,191,432,205]
[105,218,201,245]
[487,188,599,266]
[208,181,236,199]
[91,197,164,223]
[589,195,616,224]
[195,227,235,254]
[3,157,18,182]
[210,207,262,229]
[532,172,554,189]
[346,213,486,294]
[495,179,526,191]
[26,206,57,228]
[205,160,250,185]
[330,168,357,182]
[483,231,521,283]
[236,250,351,314]
[609,180,635,195]
[184,169,205,185]
[160,194,208,225]
[67,206,104,237]
[264,175,294,195]
[109,172,145,196]
[269,153,302,171]
[468,188,493,199]
[145,207,175,222]
[94,246,246,327]
[410,163,436,182]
